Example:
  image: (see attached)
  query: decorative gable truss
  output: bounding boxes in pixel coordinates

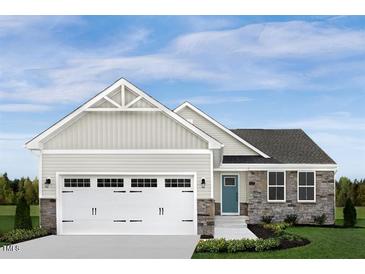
[26,78,223,150]
[87,84,160,112]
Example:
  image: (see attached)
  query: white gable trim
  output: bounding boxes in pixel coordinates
[174,102,270,158]
[25,78,223,150]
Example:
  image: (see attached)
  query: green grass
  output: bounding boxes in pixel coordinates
[335,206,365,227]
[0,205,39,216]
[0,216,39,234]
[336,206,365,219]
[193,226,365,259]
[0,205,40,236]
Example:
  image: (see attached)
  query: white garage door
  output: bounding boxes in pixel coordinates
[58,174,196,235]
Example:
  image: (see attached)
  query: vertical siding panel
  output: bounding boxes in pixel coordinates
[43,111,208,149]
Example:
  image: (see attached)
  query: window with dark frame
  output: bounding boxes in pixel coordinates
[298,172,315,202]
[97,178,124,188]
[64,178,90,188]
[131,178,157,187]
[268,172,285,201]
[165,178,191,188]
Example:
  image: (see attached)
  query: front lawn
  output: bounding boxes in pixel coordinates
[336,206,365,227]
[0,205,39,234]
[193,226,365,259]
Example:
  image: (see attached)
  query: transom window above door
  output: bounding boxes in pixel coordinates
[298,172,316,202]
[267,172,285,202]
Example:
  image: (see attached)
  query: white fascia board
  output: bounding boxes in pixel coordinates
[42,149,212,154]
[25,78,222,150]
[174,102,270,158]
[215,163,338,171]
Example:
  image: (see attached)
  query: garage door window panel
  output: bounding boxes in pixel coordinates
[131,178,157,188]
[97,178,124,188]
[165,179,191,188]
[64,178,90,188]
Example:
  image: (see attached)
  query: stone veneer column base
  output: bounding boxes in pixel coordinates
[197,199,215,238]
[40,198,57,234]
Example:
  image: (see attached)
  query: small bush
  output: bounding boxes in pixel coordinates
[195,238,280,253]
[263,222,290,235]
[254,238,280,252]
[284,214,298,225]
[0,227,48,244]
[313,214,327,225]
[261,215,274,224]
[14,195,32,230]
[343,198,357,227]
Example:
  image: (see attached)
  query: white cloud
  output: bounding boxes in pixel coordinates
[276,112,365,131]
[1,18,365,104]
[169,95,251,106]
[0,103,52,112]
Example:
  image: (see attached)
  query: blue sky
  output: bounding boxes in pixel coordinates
[0,16,364,180]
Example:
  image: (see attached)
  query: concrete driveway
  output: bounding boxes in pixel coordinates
[0,235,200,259]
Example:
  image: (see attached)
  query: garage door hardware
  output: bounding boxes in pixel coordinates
[129,220,143,222]
[159,207,165,215]
[62,220,74,223]
[182,220,193,222]
[129,190,142,193]
[113,220,126,222]
[182,190,193,193]
[62,190,74,193]
[91,208,97,215]
[113,190,126,193]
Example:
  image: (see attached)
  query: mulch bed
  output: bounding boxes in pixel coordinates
[248,224,310,250]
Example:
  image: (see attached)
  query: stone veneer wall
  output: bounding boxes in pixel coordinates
[40,198,57,234]
[247,171,335,225]
[197,199,215,237]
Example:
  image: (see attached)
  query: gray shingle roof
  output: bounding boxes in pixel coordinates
[228,129,336,164]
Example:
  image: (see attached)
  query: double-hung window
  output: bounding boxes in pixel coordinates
[267,172,286,202]
[298,172,316,202]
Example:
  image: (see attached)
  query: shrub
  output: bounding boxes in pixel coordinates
[195,238,227,253]
[14,195,32,229]
[261,215,274,224]
[343,198,357,227]
[254,238,280,252]
[0,227,48,244]
[263,222,290,235]
[313,214,327,225]
[195,238,280,253]
[284,214,298,225]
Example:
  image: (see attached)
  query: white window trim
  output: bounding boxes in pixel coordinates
[223,176,237,187]
[267,171,286,203]
[297,171,316,203]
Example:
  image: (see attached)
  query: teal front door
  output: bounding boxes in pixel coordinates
[221,175,239,214]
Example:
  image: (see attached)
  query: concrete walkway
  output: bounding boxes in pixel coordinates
[0,235,199,259]
[214,216,257,240]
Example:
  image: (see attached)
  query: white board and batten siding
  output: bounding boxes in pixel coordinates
[176,107,258,155]
[42,153,212,199]
[42,111,208,149]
